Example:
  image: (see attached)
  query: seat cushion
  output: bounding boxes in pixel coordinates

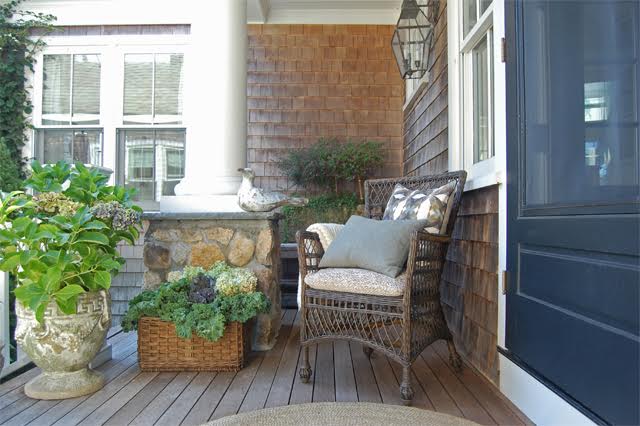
[305,268,407,297]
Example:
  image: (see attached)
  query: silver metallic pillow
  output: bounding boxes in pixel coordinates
[382,181,456,234]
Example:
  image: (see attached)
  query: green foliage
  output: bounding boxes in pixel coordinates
[121,266,270,342]
[278,138,384,197]
[0,140,22,192]
[0,161,142,323]
[280,193,360,243]
[0,1,56,188]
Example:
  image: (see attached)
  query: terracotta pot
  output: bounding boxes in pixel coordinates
[15,290,111,399]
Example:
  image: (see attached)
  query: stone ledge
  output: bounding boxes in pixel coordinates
[142,210,283,221]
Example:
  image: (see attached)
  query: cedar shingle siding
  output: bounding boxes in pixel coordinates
[401,1,500,384]
[247,24,405,191]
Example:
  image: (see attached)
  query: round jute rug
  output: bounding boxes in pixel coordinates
[206,402,480,426]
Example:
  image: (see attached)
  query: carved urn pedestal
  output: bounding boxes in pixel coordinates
[142,211,282,351]
[15,291,111,399]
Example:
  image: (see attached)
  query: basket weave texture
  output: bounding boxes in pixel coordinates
[137,317,250,372]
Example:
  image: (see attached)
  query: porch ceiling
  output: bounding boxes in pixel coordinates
[248,0,402,24]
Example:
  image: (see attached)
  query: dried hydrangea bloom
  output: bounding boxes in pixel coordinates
[32,192,81,216]
[90,201,140,230]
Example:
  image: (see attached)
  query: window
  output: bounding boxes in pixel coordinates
[462,0,494,167]
[118,129,185,207]
[36,129,103,165]
[42,54,101,125]
[38,54,103,166]
[123,53,184,125]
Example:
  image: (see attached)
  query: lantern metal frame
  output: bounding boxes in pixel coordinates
[391,0,439,80]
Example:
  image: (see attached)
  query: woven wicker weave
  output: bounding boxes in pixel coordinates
[137,317,251,372]
[297,171,467,406]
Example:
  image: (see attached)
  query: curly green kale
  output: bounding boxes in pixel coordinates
[213,292,270,323]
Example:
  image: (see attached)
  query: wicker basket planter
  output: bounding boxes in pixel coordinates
[137,317,252,372]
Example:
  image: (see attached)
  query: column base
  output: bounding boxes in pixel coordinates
[160,195,244,213]
[174,176,242,197]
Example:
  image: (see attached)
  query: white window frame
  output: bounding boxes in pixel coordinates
[404,71,430,110]
[448,0,506,191]
[30,34,189,199]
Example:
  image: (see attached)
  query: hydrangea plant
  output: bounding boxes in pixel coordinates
[0,161,142,322]
[121,262,269,342]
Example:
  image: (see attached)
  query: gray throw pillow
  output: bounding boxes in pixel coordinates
[319,215,428,278]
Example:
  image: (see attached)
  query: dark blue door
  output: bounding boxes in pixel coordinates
[505,1,640,424]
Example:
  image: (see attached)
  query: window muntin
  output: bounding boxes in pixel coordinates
[123,53,184,125]
[119,129,185,204]
[42,54,101,125]
[37,129,103,165]
[471,32,494,163]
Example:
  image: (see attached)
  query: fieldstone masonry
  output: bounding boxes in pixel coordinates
[142,212,282,351]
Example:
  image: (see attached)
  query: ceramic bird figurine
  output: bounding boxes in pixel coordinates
[237,168,308,212]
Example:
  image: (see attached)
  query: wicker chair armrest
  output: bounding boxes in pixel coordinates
[404,231,451,301]
[295,230,325,276]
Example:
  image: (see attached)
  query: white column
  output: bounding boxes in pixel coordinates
[164,0,247,211]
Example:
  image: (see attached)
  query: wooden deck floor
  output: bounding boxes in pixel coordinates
[0,310,532,425]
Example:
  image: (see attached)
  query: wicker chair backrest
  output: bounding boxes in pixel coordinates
[363,171,467,237]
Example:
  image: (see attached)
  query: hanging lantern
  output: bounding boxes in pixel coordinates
[391,0,439,80]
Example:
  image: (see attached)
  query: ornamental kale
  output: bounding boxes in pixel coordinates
[121,264,270,342]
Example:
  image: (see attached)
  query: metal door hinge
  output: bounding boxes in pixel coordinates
[501,37,507,63]
[502,270,509,295]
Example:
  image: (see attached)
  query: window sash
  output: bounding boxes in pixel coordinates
[35,128,104,166]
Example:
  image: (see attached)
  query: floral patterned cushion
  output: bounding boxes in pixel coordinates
[304,267,407,297]
[382,181,456,234]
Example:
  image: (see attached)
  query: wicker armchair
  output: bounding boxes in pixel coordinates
[296,171,467,405]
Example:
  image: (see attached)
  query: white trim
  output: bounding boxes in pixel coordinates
[403,73,430,111]
[263,9,400,24]
[500,355,596,426]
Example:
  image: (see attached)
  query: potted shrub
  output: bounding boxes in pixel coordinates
[0,161,141,399]
[121,262,269,372]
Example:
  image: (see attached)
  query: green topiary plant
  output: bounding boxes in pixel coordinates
[121,262,270,342]
[0,161,142,323]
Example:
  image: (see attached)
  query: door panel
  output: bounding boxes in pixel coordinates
[506,1,640,424]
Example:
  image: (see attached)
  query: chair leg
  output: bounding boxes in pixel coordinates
[362,346,373,358]
[299,345,312,383]
[447,340,463,372]
[399,364,414,406]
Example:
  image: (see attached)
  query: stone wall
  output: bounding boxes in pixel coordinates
[142,213,282,351]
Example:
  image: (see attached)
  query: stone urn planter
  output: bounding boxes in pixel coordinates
[15,290,111,399]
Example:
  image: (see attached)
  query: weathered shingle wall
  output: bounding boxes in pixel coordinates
[400,0,500,385]
[247,24,405,192]
[403,1,449,176]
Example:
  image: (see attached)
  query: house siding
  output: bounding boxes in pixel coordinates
[247,24,405,192]
[401,0,500,385]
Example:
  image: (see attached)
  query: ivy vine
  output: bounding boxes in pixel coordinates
[0,0,55,191]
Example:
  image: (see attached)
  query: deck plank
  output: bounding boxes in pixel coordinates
[6,350,139,426]
[155,373,216,426]
[312,342,335,402]
[333,341,357,402]
[0,396,39,423]
[180,372,236,426]
[208,353,265,420]
[432,341,527,426]
[411,351,464,417]
[263,311,301,408]
[422,346,496,425]
[238,309,297,413]
[289,344,316,405]
[128,372,198,426]
[349,343,381,403]
[103,372,177,426]
[370,354,404,405]
[28,351,139,426]
[76,371,159,426]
